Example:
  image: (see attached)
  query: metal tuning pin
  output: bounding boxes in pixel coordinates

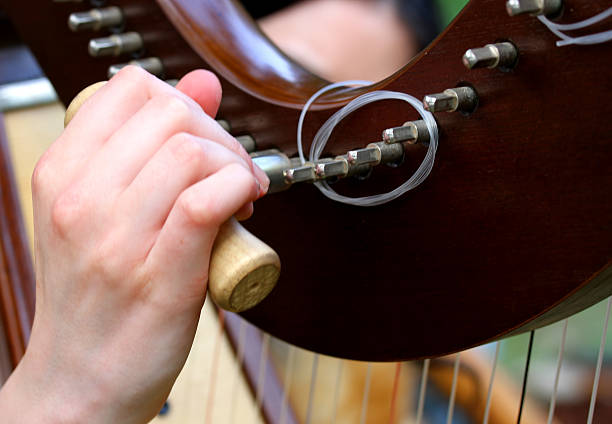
[283,163,316,184]
[463,42,518,70]
[217,119,231,132]
[236,135,256,153]
[250,150,292,193]
[89,32,143,57]
[367,142,405,167]
[382,120,429,145]
[506,0,562,16]
[423,86,478,114]
[346,146,381,167]
[68,7,123,32]
[107,57,164,78]
[314,158,348,180]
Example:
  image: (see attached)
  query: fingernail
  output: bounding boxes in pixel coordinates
[256,180,267,199]
[254,164,269,196]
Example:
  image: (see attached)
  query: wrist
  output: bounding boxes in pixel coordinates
[0,341,114,424]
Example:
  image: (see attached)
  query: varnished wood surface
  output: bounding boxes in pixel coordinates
[2,0,611,361]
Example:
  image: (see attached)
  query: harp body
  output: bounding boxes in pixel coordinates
[0,0,611,421]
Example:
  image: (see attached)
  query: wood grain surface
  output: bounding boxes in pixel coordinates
[2,0,610,361]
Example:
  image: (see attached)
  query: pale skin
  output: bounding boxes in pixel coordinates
[0,66,269,423]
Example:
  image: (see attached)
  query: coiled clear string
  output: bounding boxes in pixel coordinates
[538,7,612,46]
[298,81,439,207]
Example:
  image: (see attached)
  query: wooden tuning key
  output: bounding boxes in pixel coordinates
[64,82,280,312]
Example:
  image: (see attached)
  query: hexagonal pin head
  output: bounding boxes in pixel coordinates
[382,120,429,145]
[506,0,563,17]
[89,32,142,57]
[463,42,518,70]
[423,86,478,114]
[283,163,316,184]
[69,7,123,32]
[346,146,381,166]
[314,159,348,180]
[107,57,164,79]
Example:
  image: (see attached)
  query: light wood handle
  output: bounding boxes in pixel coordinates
[64,82,280,312]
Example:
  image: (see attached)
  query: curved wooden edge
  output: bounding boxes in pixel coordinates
[155,0,381,109]
[155,0,475,110]
[503,261,612,337]
[0,114,35,368]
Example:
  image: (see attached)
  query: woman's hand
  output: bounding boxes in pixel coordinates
[0,66,268,423]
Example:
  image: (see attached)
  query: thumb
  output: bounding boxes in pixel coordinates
[175,69,222,117]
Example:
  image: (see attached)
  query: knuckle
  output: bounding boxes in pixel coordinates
[113,64,148,83]
[167,133,205,167]
[157,94,192,125]
[177,190,215,227]
[51,189,85,236]
[87,235,130,285]
[31,151,53,194]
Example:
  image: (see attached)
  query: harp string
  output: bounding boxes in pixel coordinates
[359,362,373,424]
[228,318,248,424]
[483,341,501,424]
[387,362,402,424]
[304,353,320,424]
[547,319,568,424]
[330,360,345,423]
[587,296,612,424]
[446,353,461,424]
[415,359,430,424]
[279,345,296,424]
[517,331,535,424]
[255,332,271,414]
[204,308,225,424]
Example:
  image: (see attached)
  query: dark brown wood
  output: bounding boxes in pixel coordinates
[2,0,610,361]
[0,114,35,368]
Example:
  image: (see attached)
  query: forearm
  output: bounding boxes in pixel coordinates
[0,350,106,424]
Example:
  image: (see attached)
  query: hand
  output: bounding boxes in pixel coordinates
[0,66,269,423]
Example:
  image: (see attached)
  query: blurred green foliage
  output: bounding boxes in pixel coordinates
[436,0,470,27]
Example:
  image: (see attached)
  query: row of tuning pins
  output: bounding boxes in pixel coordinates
[54,0,259,153]
[418,0,564,113]
[252,119,432,194]
[276,0,567,190]
[55,2,166,80]
[54,0,564,192]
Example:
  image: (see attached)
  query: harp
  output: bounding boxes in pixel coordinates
[1,0,611,422]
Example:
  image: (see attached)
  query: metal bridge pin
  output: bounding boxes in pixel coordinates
[346,146,381,166]
[107,57,164,78]
[506,0,562,16]
[89,32,143,57]
[463,42,518,70]
[283,164,316,184]
[423,86,478,114]
[68,7,123,32]
[383,120,429,145]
